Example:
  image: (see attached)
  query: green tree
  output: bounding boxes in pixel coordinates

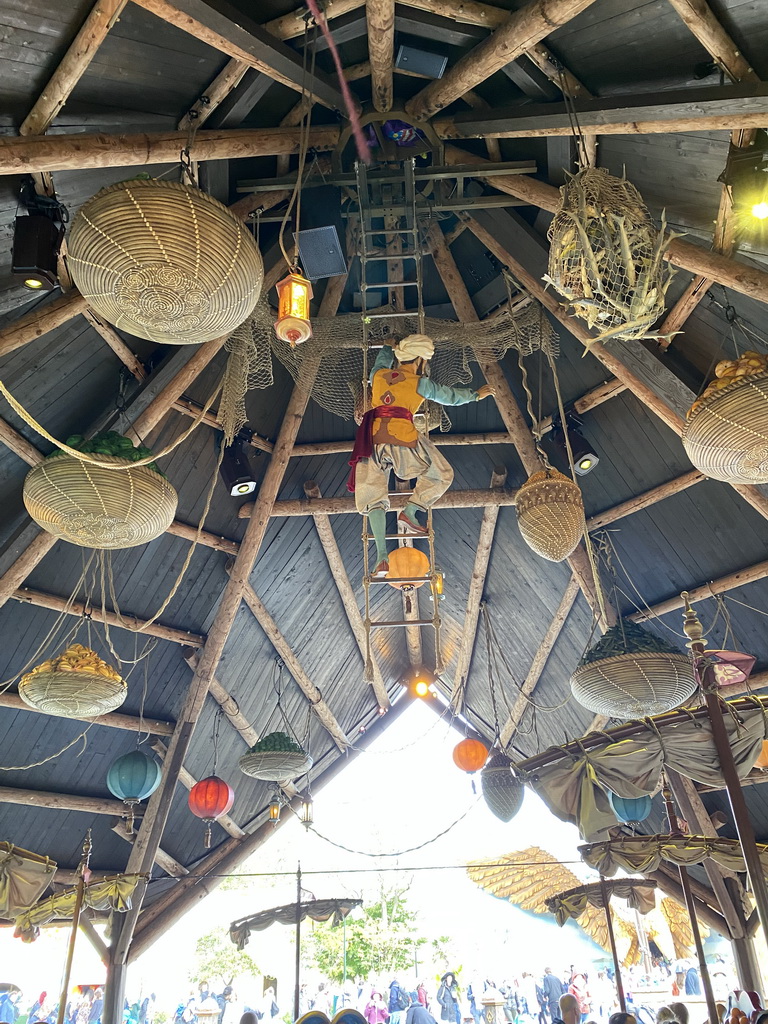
[190,928,261,989]
[304,884,450,983]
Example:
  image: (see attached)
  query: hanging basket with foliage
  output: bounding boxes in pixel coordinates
[570,620,696,719]
[545,167,676,344]
[683,355,768,484]
[239,731,312,782]
[481,749,524,822]
[68,179,264,345]
[23,432,178,549]
[19,644,126,718]
[515,469,584,562]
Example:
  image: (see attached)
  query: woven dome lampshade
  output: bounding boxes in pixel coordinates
[19,644,126,718]
[481,750,524,822]
[239,731,313,783]
[571,621,697,719]
[68,180,264,345]
[515,469,584,562]
[682,371,768,483]
[24,452,178,549]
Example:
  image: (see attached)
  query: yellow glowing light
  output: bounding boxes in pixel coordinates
[24,278,44,289]
[578,457,594,471]
[753,202,768,220]
[275,271,314,347]
[414,679,430,698]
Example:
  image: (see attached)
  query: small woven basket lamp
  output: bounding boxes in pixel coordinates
[481,750,524,822]
[571,621,697,719]
[24,452,178,549]
[68,180,264,345]
[19,644,126,718]
[515,469,584,562]
[683,367,768,484]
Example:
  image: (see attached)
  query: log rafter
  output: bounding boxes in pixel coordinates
[151,739,246,840]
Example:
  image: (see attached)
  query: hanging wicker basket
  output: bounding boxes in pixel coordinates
[682,370,768,484]
[481,750,524,822]
[570,622,696,718]
[239,732,312,782]
[515,470,584,562]
[68,179,264,345]
[19,644,126,718]
[23,452,178,549]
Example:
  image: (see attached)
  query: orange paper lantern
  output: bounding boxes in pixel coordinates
[386,546,430,590]
[188,775,235,847]
[453,737,489,773]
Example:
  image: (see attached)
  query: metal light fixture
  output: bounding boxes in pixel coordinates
[274,270,313,347]
[12,215,61,291]
[552,412,599,476]
[300,792,314,830]
[268,788,282,823]
[219,432,257,496]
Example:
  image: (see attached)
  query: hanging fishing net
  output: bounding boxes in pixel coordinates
[545,168,678,344]
[217,296,559,440]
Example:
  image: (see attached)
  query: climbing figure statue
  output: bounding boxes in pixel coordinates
[347,333,496,577]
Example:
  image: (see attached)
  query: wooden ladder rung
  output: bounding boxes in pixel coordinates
[368,618,436,628]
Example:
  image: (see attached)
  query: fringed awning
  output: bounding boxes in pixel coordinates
[545,879,657,927]
[14,873,144,942]
[230,898,362,951]
[0,842,56,920]
[581,833,768,878]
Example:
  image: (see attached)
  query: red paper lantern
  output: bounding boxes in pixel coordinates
[188,775,235,847]
[452,738,489,774]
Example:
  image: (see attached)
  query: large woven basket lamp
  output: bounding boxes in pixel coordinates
[24,452,178,549]
[515,469,584,562]
[571,621,696,719]
[683,369,768,484]
[68,180,264,345]
[239,731,312,783]
[20,644,126,717]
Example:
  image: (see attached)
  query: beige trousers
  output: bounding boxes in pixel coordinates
[354,436,454,514]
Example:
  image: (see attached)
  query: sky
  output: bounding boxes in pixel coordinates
[1,697,610,1011]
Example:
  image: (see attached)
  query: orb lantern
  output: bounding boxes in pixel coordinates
[188,775,235,848]
[386,547,430,590]
[274,271,313,347]
[607,790,653,824]
[107,750,162,833]
[452,737,489,774]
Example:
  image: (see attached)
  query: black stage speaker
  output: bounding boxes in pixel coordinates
[294,225,347,281]
[395,45,448,79]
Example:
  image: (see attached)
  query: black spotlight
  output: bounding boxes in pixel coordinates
[219,431,258,496]
[12,178,67,291]
[552,412,599,476]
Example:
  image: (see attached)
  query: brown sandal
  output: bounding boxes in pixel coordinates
[397,511,428,535]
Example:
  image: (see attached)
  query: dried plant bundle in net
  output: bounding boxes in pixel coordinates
[220,296,558,432]
[546,168,677,344]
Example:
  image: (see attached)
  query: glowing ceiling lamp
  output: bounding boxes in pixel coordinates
[274,271,313,347]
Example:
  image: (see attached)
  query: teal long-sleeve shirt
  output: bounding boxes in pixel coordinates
[369,346,478,406]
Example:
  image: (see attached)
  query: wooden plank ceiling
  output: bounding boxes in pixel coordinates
[1,0,768,961]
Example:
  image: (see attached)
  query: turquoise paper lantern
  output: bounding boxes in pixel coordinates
[107,750,162,831]
[607,790,652,824]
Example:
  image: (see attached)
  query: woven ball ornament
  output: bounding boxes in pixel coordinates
[19,644,126,718]
[481,750,524,822]
[682,371,768,484]
[515,469,584,562]
[571,651,696,718]
[68,180,264,345]
[24,452,178,549]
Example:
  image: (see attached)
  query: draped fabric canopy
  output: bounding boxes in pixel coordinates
[580,834,768,879]
[523,700,767,840]
[545,879,657,927]
[14,873,144,942]
[0,842,56,920]
[230,898,362,951]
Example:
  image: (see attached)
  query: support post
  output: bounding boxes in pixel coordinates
[57,832,92,1024]
[102,919,129,1024]
[682,593,768,949]
[294,865,302,1022]
[600,877,626,1013]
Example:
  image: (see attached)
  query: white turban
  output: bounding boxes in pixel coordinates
[393,334,434,362]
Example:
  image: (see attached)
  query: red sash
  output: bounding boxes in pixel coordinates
[346,406,414,493]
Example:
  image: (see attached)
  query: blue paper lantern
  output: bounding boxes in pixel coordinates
[607,790,652,824]
[107,750,162,831]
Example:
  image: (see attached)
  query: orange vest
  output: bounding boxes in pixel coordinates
[371,364,423,447]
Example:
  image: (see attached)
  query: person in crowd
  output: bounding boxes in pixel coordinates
[436,975,460,1024]
[417,987,429,1012]
[557,994,580,1024]
[684,967,700,997]
[88,991,104,1024]
[390,982,410,1018]
[314,986,332,1017]
[535,980,549,1024]
[592,973,613,1021]
[259,989,278,1022]
[519,974,538,1019]
[406,994,437,1024]
[608,1014,636,1024]
[568,974,591,1023]
[543,970,566,1022]
[239,1014,259,1024]
[0,994,19,1024]
[365,993,389,1024]
[467,982,483,1024]
[655,1009,677,1024]
[667,1004,688,1024]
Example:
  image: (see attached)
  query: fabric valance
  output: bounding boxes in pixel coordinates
[545,879,657,927]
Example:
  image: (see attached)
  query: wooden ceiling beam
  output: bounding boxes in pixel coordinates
[243,486,519,518]
[19,0,127,137]
[112,821,189,878]
[12,585,205,647]
[585,469,706,531]
[367,0,395,112]
[263,0,363,40]
[151,739,246,839]
[0,293,89,361]
[498,574,581,748]
[0,692,174,736]
[450,467,507,712]
[404,0,599,120]
[665,0,759,84]
[0,785,127,816]
[303,482,390,711]
[79,917,109,963]
[130,0,356,111]
[240,584,349,752]
[178,58,250,133]
[629,557,768,623]
[650,867,730,937]
[81,309,147,381]
[437,83,768,138]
